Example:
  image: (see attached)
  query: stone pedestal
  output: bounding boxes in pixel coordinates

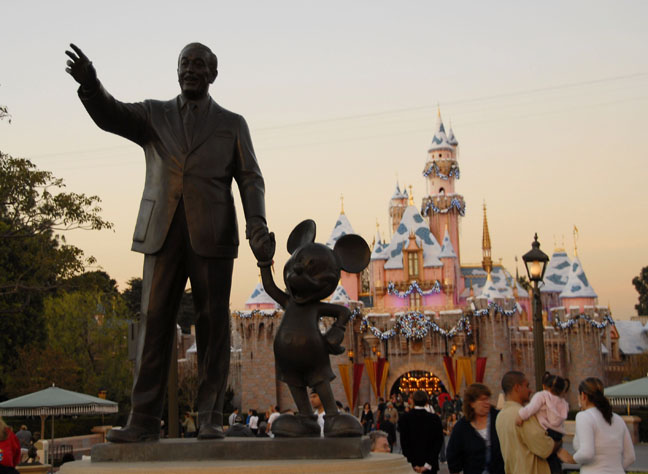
[91,436,370,462]
[60,453,411,473]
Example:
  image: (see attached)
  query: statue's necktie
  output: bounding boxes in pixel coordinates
[184,104,197,148]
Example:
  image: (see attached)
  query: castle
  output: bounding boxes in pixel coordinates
[222,110,614,412]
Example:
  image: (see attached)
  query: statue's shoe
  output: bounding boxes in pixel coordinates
[197,424,225,439]
[271,414,321,437]
[106,425,159,443]
[323,413,363,437]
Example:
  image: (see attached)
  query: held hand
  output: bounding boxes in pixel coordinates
[65,43,97,88]
[515,415,523,426]
[556,447,575,464]
[250,229,275,266]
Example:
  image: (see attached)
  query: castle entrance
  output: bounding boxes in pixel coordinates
[390,370,447,397]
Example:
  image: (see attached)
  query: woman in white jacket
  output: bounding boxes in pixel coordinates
[563,377,635,473]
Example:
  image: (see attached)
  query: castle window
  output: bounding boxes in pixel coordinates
[409,292,421,309]
[439,188,445,195]
[408,252,419,278]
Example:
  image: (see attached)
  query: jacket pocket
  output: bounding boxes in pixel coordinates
[133,199,155,242]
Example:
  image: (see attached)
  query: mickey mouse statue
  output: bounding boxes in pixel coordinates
[250,219,370,437]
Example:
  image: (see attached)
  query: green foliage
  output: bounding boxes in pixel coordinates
[121,277,142,318]
[633,266,648,315]
[42,290,132,404]
[0,153,113,396]
[3,288,132,405]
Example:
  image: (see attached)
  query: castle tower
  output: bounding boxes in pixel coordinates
[421,108,465,261]
[326,202,361,300]
[482,203,493,274]
[440,225,458,306]
[389,182,408,236]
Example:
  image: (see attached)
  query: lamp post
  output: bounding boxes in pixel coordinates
[522,233,550,392]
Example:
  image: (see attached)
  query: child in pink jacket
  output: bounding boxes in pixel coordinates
[516,372,570,474]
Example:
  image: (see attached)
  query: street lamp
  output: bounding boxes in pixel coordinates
[522,233,550,392]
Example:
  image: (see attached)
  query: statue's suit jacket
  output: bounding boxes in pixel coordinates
[79,83,266,258]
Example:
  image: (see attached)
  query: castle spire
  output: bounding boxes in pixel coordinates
[408,185,414,206]
[482,202,493,274]
[340,194,345,215]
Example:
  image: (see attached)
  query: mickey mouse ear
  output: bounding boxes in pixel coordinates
[287,219,316,254]
[334,234,370,273]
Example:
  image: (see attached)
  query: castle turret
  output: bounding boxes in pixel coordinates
[421,108,464,261]
[389,182,408,236]
[326,203,361,300]
[482,203,493,275]
[559,257,598,311]
[440,225,457,306]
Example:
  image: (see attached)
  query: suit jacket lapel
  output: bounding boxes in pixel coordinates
[164,98,188,161]
[188,98,222,155]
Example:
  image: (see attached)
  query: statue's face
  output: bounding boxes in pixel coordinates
[177,46,216,99]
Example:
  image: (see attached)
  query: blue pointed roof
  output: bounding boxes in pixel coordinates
[383,205,442,269]
[541,250,571,293]
[478,274,500,301]
[330,284,351,304]
[559,257,597,299]
[439,227,457,258]
[428,113,453,152]
[447,126,458,146]
[326,213,355,249]
[245,282,279,306]
[391,183,407,200]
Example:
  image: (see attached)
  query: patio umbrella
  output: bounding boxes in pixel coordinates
[0,385,118,463]
[604,376,648,413]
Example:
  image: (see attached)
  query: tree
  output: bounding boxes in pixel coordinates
[2,346,82,399]
[633,266,648,315]
[121,277,197,332]
[41,289,132,404]
[0,153,112,394]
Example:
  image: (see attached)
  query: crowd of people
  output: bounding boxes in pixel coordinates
[1,370,635,473]
[365,372,636,473]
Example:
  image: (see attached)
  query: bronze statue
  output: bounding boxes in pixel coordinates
[66,43,269,442]
[251,219,370,437]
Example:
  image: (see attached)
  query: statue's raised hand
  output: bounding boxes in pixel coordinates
[65,44,97,89]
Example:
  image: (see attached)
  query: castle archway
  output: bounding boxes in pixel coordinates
[385,360,450,398]
[390,370,447,397]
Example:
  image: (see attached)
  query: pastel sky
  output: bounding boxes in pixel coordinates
[2,1,647,317]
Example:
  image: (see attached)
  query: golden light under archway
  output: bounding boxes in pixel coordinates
[393,370,447,397]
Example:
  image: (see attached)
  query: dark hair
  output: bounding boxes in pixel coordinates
[501,370,526,395]
[579,377,613,424]
[463,383,492,421]
[363,402,371,410]
[180,42,218,76]
[542,371,570,396]
[413,390,429,407]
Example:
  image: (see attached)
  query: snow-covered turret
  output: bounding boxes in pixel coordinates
[383,204,443,270]
[245,281,279,310]
[559,257,597,311]
[326,212,355,249]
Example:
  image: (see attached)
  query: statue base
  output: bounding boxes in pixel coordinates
[89,436,370,462]
[60,452,411,473]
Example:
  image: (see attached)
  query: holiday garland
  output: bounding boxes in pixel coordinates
[387,280,441,298]
[421,197,466,217]
[423,162,461,180]
[359,302,519,341]
[232,309,280,319]
[552,313,615,330]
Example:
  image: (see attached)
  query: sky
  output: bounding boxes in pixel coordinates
[2,1,647,318]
